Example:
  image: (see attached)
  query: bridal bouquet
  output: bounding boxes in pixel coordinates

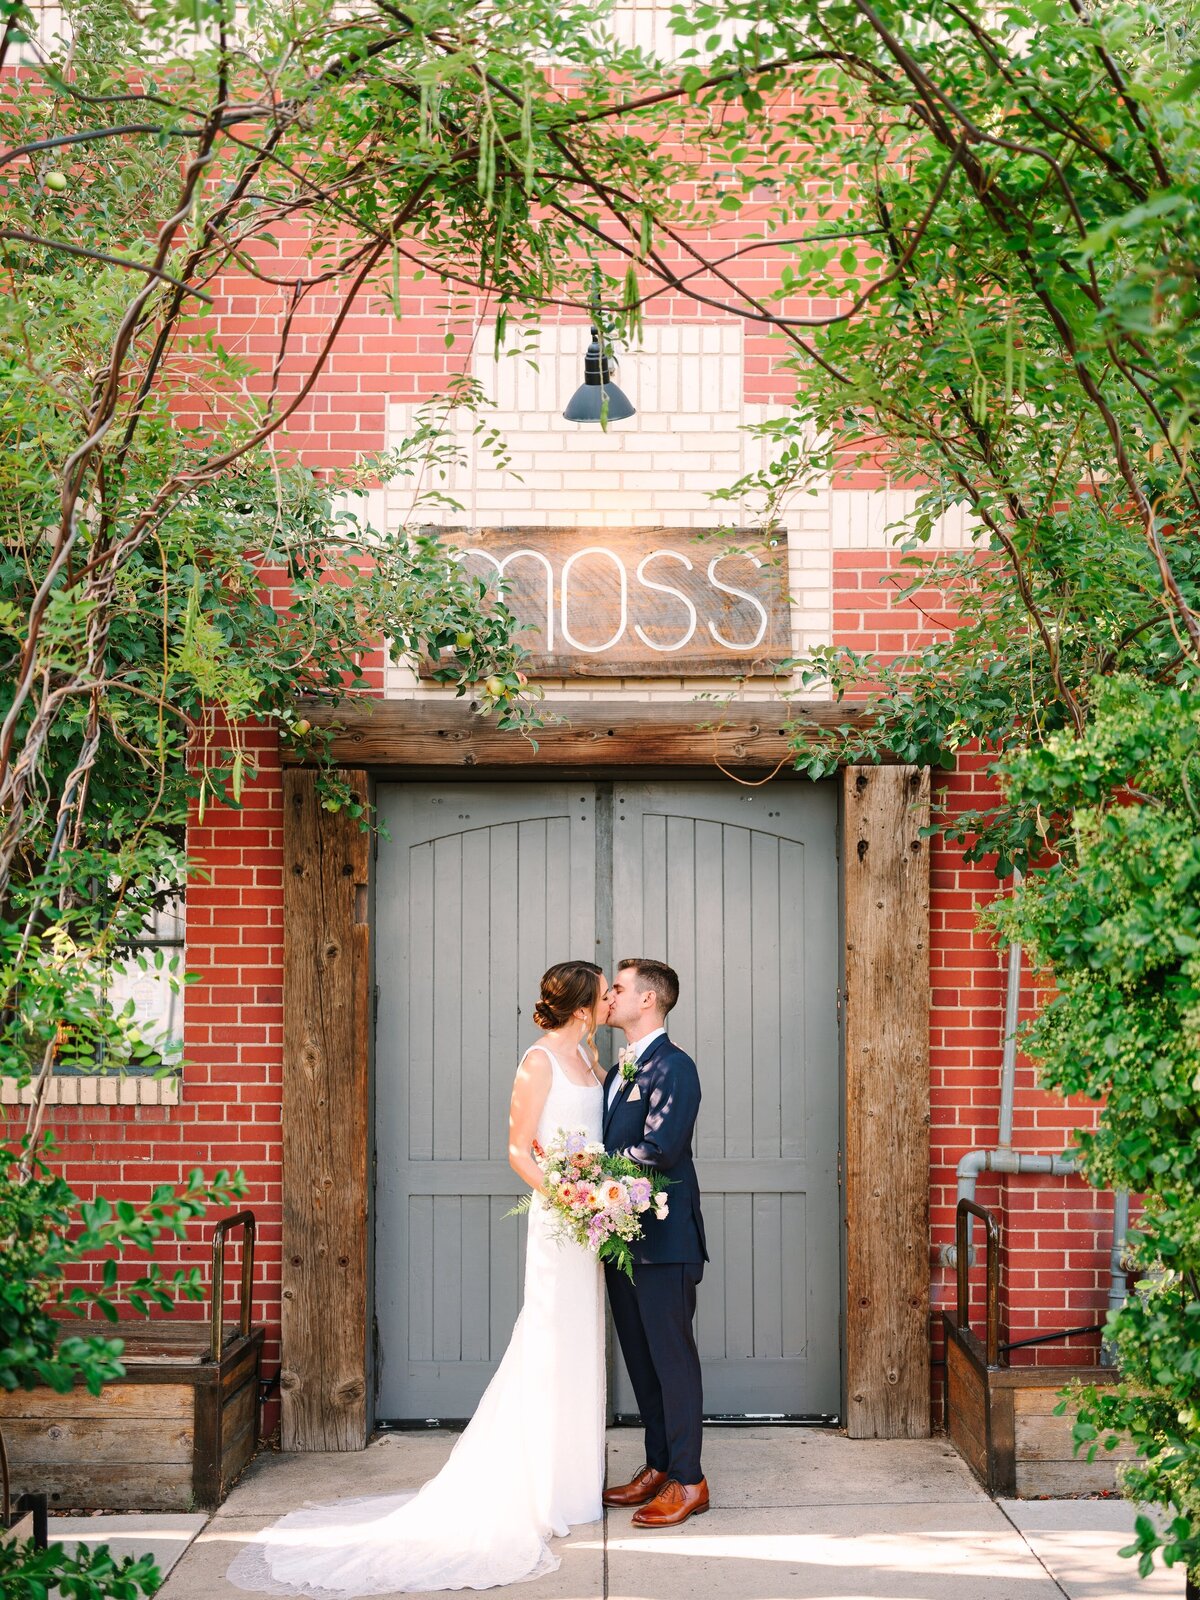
[510,1128,668,1280]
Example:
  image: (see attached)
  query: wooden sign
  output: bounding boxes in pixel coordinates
[422,526,791,677]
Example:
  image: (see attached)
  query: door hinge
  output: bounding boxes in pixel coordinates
[836,1146,843,1188]
[373,983,380,1024]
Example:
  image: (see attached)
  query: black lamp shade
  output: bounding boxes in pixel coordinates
[563,327,636,422]
[562,381,636,423]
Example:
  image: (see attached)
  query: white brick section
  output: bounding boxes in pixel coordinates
[380,322,981,702]
[829,488,980,549]
[17,3,69,62]
[608,0,757,61]
[0,1074,181,1108]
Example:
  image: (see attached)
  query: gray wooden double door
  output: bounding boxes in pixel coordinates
[374,781,841,1421]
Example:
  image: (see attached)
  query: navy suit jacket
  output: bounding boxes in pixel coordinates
[603,1033,708,1266]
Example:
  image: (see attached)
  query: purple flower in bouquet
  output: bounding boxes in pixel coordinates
[588,1213,613,1243]
[564,1132,587,1156]
[628,1177,653,1208]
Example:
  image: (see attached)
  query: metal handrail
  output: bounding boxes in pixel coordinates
[954,1198,1000,1367]
[210,1211,256,1363]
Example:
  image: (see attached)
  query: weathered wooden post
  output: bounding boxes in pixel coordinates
[281,769,371,1450]
[842,765,931,1439]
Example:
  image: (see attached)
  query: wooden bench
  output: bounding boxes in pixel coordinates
[0,1212,263,1512]
[944,1198,1129,1497]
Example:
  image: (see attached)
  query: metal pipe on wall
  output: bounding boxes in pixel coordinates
[1100,1189,1132,1367]
[940,1147,1077,1268]
[939,909,1075,1268]
[939,914,1132,1337]
[997,936,1022,1149]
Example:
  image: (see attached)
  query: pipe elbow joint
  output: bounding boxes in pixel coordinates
[956,1149,990,1183]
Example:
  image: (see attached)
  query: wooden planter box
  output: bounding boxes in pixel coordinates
[0,1213,262,1513]
[0,1320,262,1512]
[944,1200,1133,1498]
[945,1316,1127,1496]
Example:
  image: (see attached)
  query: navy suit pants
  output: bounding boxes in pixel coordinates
[606,1261,704,1485]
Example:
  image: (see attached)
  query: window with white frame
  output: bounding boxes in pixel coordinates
[58,899,186,1075]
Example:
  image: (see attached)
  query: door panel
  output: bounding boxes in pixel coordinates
[374,784,597,1418]
[374,779,839,1421]
[610,782,840,1416]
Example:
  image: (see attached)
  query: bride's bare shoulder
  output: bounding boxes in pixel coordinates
[516,1043,553,1079]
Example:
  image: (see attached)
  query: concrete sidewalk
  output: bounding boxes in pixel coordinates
[50,1429,1180,1599]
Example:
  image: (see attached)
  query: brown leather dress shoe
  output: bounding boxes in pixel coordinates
[631,1478,710,1527]
[602,1465,669,1508]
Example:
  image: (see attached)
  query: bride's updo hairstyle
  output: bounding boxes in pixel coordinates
[532,960,603,1030]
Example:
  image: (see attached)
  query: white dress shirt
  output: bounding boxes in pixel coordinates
[606,1026,667,1110]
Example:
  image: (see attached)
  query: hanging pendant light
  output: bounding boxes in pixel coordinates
[562,324,636,423]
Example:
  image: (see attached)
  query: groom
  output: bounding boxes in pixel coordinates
[602,958,709,1527]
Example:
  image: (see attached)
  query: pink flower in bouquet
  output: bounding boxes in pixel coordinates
[599,1179,626,1208]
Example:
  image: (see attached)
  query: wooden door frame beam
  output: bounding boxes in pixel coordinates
[282,697,895,776]
[280,713,931,1448]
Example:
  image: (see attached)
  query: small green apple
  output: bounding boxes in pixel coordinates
[44,171,68,192]
[455,631,474,650]
[484,675,504,698]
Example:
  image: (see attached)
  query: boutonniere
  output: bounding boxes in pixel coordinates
[618,1044,639,1084]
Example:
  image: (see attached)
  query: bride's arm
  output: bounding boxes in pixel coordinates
[508,1049,553,1196]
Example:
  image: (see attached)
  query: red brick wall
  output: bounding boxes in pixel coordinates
[183,724,286,1415]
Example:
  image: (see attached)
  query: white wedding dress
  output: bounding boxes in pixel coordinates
[228,1044,605,1595]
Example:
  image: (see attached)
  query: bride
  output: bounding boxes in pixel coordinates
[228,959,609,1595]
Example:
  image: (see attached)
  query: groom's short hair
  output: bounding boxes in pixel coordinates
[617,957,679,1017]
